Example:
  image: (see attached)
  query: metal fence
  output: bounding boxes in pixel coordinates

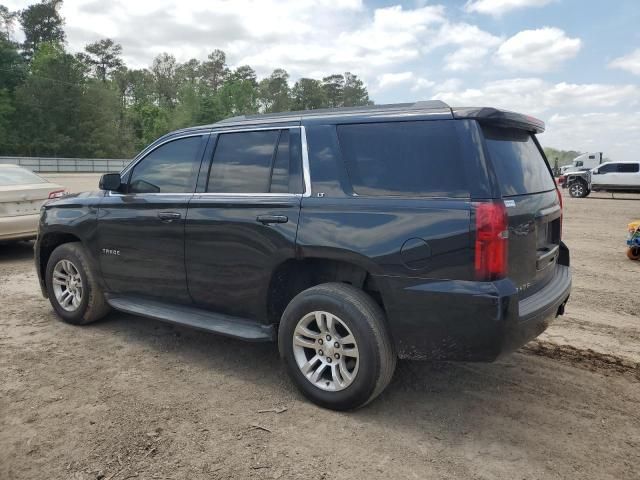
[0,156,131,173]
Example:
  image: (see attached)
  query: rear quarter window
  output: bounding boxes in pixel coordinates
[482,126,556,196]
[618,163,639,173]
[337,120,469,198]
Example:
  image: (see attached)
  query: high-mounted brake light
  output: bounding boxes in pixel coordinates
[48,189,66,199]
[474,202,508,281]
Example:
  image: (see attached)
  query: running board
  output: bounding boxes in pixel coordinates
[105,295,275,342]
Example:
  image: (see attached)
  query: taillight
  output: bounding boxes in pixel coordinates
[48,189,66,199]
[474,202,508,281]
[556,187,563,239]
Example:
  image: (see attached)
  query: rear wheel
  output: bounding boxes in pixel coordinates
[569,180,589,198]
[45,242,110,325]
[278,283,396,410]
[627,247,640,260]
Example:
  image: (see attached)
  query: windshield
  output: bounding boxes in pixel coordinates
[482,126,556,196]
[0,166,48,187]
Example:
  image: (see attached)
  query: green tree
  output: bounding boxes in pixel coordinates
[19,0,65,60]
[0,4,18,39]
[542,147,582,167]
[1,3,376,157]
[0,88,14,149]
[0,34,25,152]
[177,58,202,86]
[218,67,259,116]
[291,78,327,110]
[322,74,344,107]
[81,38,123,82]
[258,68,290,113]
[229,65,258,85]
[13,42,85,155]
[151,52,178,108]
[343,72,370,107]
[200,49,228,91]
[0,35,26,91]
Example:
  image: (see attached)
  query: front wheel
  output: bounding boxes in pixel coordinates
[569,181,590,198]
[278,283,396,410]
[45,242,111,325]
[627,247,640,260]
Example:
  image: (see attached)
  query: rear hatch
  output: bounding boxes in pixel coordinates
[481,125,561,299]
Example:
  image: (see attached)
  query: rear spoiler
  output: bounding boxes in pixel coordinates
[451,107,545,134]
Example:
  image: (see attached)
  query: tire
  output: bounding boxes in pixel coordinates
[45,242,110,325]
[278,282,396,410]
[627,247,640,261]
[569,180,590,198]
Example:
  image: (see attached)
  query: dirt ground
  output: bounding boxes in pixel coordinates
[1,175,639,480]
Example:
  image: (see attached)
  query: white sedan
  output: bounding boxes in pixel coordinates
[0,164,66,242]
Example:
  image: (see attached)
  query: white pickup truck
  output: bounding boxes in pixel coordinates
[565,161,640,197]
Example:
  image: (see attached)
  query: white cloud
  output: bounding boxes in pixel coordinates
[609,49,640,75]
[432,23,502,71]
[444,46,492,71]
[377,72,415,89]
[374,72,434,93]
[433,78,639,115]
[544,112,640,162]
[465,0,554,17]
[433,75,640,161]
[411,78,436,92]
[496,27,581,72]
[46,1,447,81]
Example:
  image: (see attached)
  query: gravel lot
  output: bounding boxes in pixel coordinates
[1,175,639,479]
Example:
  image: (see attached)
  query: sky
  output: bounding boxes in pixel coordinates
[4,0,640,161]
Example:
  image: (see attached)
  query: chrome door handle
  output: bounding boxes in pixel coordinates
[256,214,288,224]
[158,211,182,222]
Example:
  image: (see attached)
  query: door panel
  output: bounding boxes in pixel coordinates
[185,126,303,322]
[97,133,209,302]
[185,195,300,320]
[97,194,191,301]
[592,163,617,187]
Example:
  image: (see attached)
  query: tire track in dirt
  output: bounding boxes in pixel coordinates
[522,340,640,379]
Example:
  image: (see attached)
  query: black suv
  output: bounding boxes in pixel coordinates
[35,101,571,410]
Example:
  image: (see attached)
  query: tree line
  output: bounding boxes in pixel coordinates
[0,0,372,158]
[543,147,585,167]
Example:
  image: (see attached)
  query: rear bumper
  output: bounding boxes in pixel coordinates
[378,248,571,361]
[0,214,39,241]
[501,264,570,355]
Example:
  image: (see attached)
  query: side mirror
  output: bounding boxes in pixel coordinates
[99,173,122,191]
[592,169,599,175]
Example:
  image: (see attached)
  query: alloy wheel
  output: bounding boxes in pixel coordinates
[52,259,84,312]
[570,183,585,197]
[292,311,360,391]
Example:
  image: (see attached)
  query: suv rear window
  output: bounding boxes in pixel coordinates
[337,121,469,198]
[482,126,555,196]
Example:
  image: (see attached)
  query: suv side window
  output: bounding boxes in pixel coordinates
[207,129,302,194]
[618,163,639,173]
[337,121,469,198]
[129,136,204,193]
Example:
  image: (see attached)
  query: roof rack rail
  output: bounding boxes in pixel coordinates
[213,100,452,125]
[411,100,450,110]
